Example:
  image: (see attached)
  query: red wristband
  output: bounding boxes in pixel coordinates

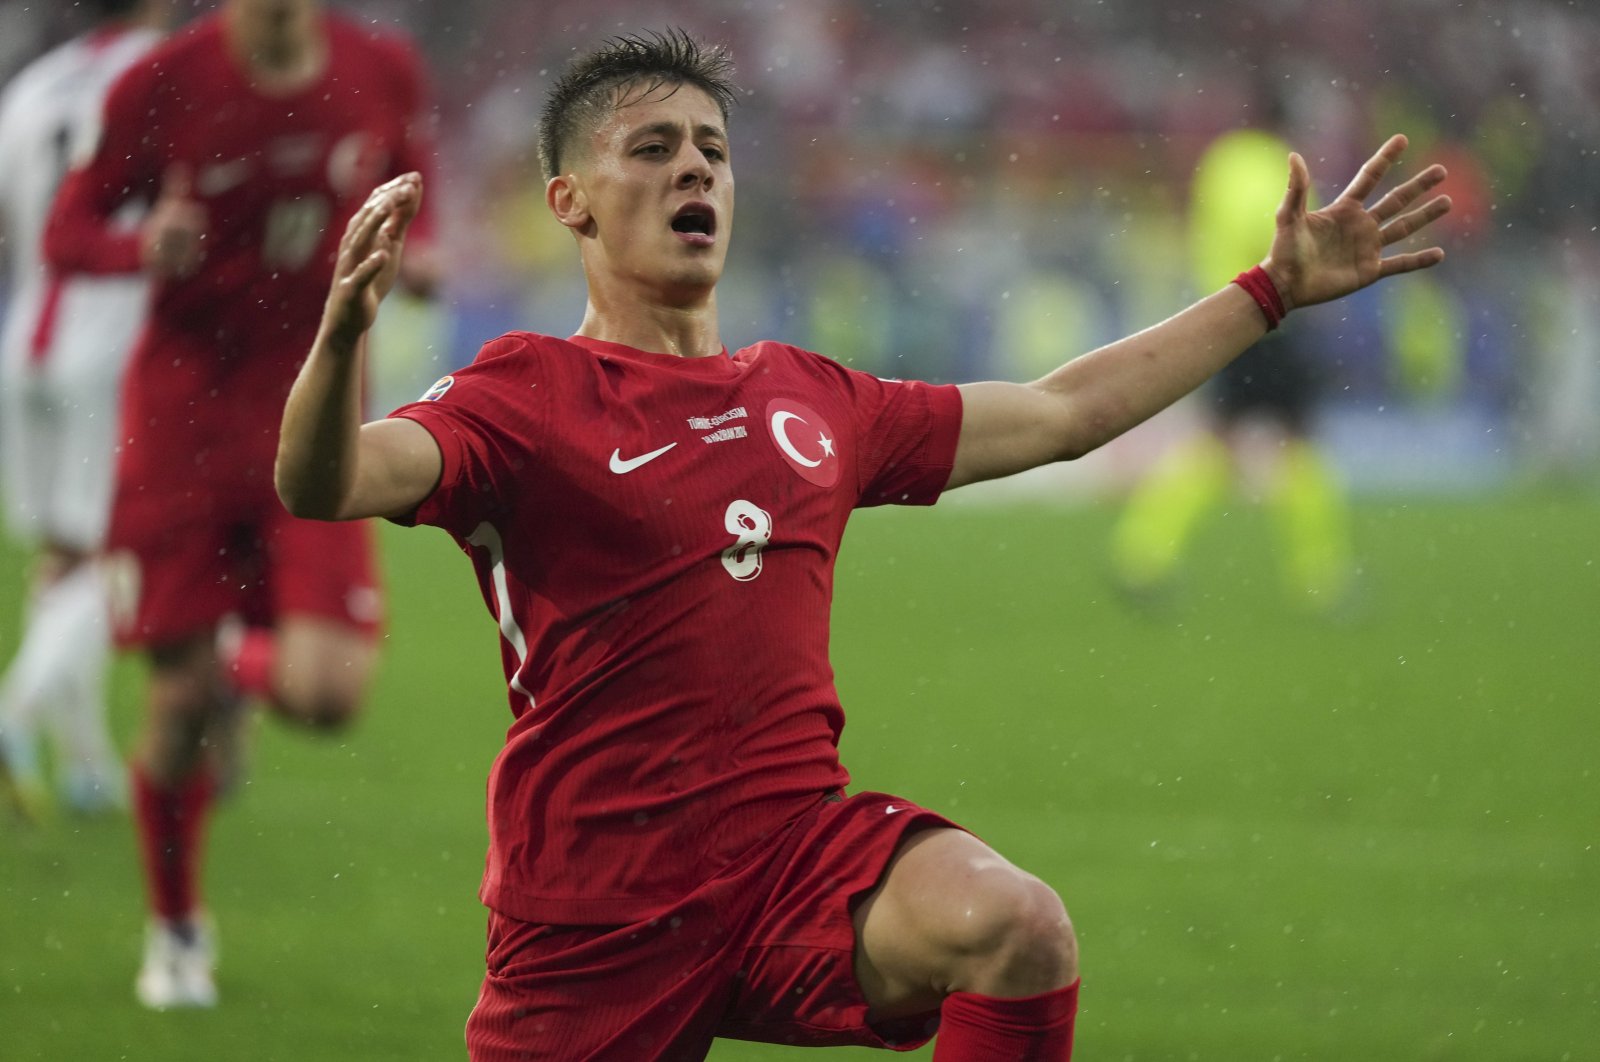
[1232,265,1288,331]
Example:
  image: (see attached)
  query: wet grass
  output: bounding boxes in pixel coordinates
[2,490,1596,1060]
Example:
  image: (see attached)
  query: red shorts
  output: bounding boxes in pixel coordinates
[105,491,382,648]
[464,791,963,1061]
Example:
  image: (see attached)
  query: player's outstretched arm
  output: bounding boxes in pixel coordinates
[946,134,1450,490]
[276,173,443,522]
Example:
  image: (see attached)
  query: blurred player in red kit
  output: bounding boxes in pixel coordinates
[45,0,436,1010]
[276,30,1448,1061]
[0,0,169,820]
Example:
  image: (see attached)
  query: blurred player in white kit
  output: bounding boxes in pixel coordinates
[0,0,169,817]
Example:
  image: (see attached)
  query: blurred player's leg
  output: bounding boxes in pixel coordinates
[130,634,223,1009]
[49,646,127,813]
[0,708,49,822]
[207,510,381,789]
[207,615,264,797]
[217,615,275,703]
[1266,439,1352,611]
[1110,432,1231,595]
[0,594,52,821]
[207,614,374,794]
[0,372,51,819]
[254,512,382,730]
[0,553,121,818]
[266,616,376,728]
[118,508,379,1009]
[41,560,125,812]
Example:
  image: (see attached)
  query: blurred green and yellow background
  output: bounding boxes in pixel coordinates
[3,0,1598,1059]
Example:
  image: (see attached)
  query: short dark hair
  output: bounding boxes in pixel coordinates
[538,28,738,182]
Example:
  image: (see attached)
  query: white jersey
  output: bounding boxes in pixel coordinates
[0,24,161,548]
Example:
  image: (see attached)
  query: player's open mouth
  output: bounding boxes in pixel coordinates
[671,202,717,246]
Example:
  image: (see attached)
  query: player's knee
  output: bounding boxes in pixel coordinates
[947,871,1077,994]
[271,633,374,729]
[305,699,360,731]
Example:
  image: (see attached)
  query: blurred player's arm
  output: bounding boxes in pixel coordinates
[946,134,1450,490]
[277,172,442,521]
[42,61,205,279]
[47,160,203,277]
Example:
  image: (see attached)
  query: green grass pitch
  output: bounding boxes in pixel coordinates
[2,492,1596,1060]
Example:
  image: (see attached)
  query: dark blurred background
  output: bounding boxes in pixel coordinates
[4,0,1598,494]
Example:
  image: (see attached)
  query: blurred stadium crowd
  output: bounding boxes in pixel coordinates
[5,0,1597,489]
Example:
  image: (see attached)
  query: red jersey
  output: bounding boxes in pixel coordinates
[45,12,433,497]
[391,335,963,924]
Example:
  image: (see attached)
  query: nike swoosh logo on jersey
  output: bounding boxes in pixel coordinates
[885,805,905,815]
[609,442,677,474]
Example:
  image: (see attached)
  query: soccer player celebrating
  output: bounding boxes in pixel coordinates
[0,0,168,819]
[44,0,435,1010]
[278,30,1448,1060]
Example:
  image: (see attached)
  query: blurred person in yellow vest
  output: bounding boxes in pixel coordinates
[1111,114,1355,613]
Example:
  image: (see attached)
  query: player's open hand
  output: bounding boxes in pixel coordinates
[1260,135,1450,310]
[323,172,423,350]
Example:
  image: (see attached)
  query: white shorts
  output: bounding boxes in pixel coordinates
[0,276,146,552]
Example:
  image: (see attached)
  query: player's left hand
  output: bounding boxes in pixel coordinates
[1260,134,1450,310]
[322,172,423,351]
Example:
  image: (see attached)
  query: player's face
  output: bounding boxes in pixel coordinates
[573,83,734,302]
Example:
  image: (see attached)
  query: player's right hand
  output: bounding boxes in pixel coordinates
[322,172,423,351]
[140,165,207,278]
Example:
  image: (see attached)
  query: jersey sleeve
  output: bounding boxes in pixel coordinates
[385,334,543,536]
[828,359,964,507]
[41,60,156,274]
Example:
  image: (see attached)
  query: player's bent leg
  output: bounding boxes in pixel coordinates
[854,827,1077,1010]
[267,614,377,729]
[853,827,1079,1060]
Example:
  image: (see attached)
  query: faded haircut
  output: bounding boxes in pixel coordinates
[538,28,738,182]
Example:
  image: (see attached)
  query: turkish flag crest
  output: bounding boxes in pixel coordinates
[765,398,840,488]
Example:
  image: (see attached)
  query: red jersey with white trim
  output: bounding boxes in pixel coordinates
[44,12,434,497]
[391,335,963,924]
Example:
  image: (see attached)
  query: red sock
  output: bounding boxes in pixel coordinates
[222,626,276,700]
[130,766,215,923]
[933,980,1079,1061]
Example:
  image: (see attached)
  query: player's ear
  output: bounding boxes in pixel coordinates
[547,174,589,231]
